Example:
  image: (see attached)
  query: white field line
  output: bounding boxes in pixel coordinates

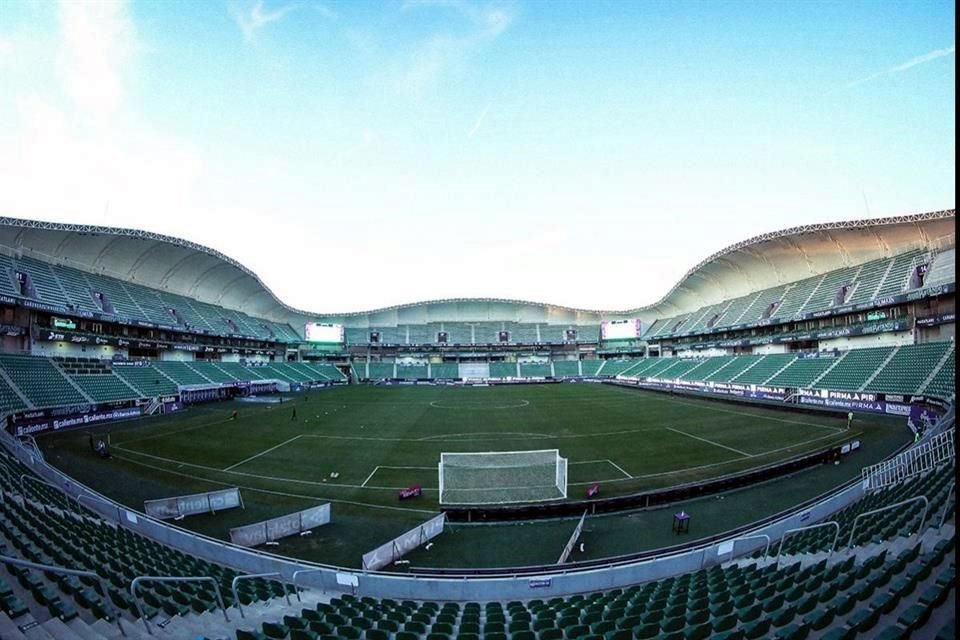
[112,454,437,515]
[606,459,633,479]
[666,427,752,457]
[606,385,845,433]
[569,458,632,479]
[117,402,288,446]
[222,435,303,471]
[113,426,859,493]
[361,466,379,488]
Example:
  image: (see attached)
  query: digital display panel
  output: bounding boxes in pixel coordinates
[304,322,344,344]
[601,318,642,340]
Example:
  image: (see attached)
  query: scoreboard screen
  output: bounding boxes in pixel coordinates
[304,322,344,344]
[601,318,642,340]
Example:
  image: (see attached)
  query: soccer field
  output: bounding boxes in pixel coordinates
[39,383,907,568]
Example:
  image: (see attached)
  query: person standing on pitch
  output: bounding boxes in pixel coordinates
[847,411,853,429]
[291,406,297,421]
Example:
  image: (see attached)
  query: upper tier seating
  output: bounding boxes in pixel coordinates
[642,248,941,340]
[2,252,300,343]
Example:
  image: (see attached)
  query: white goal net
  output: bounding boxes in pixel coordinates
[438,449,568,505]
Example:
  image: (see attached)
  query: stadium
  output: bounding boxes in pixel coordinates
[0,2,956,640]
[0,207,954,639]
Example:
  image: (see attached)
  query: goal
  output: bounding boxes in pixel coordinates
[438,449,568,505]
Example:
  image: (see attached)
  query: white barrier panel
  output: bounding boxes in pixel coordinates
[361,513,446,571]
[229,503,331,547]
[557,510,588,564]
[144,488,243,520]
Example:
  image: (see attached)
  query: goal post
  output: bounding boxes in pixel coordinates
[438,449,568,505]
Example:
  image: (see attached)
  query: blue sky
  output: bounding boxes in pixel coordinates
[0,0,954,312]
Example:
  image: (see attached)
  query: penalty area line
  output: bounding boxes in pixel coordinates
[222,435,303,472]
[606,459,633,479]
[665,427,752,457]
[361,466,380,488]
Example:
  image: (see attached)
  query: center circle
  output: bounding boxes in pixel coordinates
[428,399,531,410]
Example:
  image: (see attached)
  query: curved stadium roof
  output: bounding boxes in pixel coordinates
[0,209,955,327]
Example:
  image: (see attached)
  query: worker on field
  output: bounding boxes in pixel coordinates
[291,406,297,421]
[847,411,853,429]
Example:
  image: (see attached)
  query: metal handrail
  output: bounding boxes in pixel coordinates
[940,485,955,527]
[774,521,840,568]
[19,473,65,505]
[724,533,771,560]
[291,568,327,602]
[231,572,291,618]
[848,495,929,549]
[131,575,229,635]
[0,553,125,636]
[77,492,124,522]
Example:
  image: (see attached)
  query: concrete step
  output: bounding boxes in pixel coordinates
[0,611,30,640]
[20,615,56,640]
[89,618,125,639]
[40,617,89,640]
[66,617,111,640]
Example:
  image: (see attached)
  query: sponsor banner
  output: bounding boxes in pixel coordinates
[163,401,183,414]
[798,396,884,412]
[11,406,142,436]
[145,488,242,519]
[229,504,331,547]
[0,323,25,336]
[826,390,877,402]
[916,312,956,328]
[529,578,553,589]
[884,403,911,417]
[361,513,446,571]
[634,378,786,401]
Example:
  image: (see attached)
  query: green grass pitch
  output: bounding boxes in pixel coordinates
[39,383,907,568]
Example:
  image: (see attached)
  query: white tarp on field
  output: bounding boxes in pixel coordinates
[229,503,331,547]
[144,488,243,519]
[361,513,446,571]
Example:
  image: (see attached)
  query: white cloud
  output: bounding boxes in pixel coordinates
[393,1,515,97]
[230,0,298,42]
[56,0,137,123]
[890,45,955,72]
[0,1,204,233]
[843,44,955,90]
[467,104,489,138]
